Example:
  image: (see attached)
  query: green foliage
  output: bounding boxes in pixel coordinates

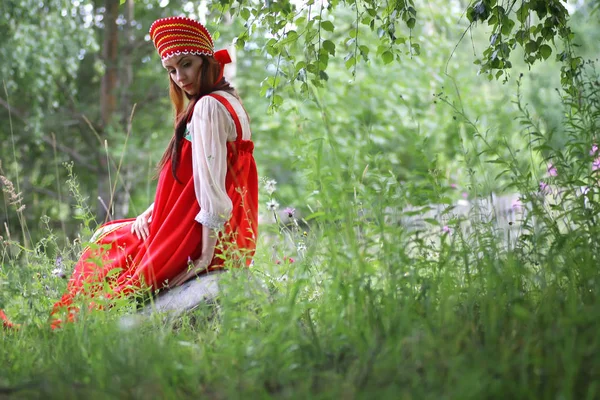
[2,62,600,397]
[0,4,599,396]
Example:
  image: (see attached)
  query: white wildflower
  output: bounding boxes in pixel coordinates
[265,179,277,195]
[266,199,279,211]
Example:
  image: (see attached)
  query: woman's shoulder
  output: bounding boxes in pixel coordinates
[208,91,247,121]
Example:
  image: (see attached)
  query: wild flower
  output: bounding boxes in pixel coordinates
[52,256,66,279]
[450,183,458,189]
[592,157,600,172]
[590,144,598,156]
[283,207,296,218]
[264,179,277,195]
[442,225,452,235]
[275,257,295,265]
[547,163,558,177]
[0,175,23,208]
[462,192,469,199]
[539,181,550,194]
[267,199,279,211]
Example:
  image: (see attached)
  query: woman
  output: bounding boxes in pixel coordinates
[1,16,258,329]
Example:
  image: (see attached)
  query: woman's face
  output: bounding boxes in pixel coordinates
[162,54,203,96]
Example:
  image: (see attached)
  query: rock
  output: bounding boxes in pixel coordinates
[119,270,224,329]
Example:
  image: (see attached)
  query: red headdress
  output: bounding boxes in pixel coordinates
[150,16,231,82]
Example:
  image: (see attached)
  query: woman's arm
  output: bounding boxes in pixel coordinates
[168,225,218,287]
[169,96,235,286]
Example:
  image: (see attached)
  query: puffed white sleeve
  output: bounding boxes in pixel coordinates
[190,96,235,230]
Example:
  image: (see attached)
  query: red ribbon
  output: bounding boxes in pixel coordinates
[214,49,232,85]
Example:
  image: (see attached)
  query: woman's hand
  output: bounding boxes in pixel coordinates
[169,253,213,287]
[131,203,154,241]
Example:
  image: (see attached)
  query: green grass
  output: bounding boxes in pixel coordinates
[1,63,600,400]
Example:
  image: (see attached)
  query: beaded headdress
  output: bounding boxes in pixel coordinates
[149,16,231,77]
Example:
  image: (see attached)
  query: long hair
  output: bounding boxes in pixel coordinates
[157,55,239,182]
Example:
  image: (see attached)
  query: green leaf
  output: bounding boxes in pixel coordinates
[411,43,421,56]
[501,17,514,35]
[321,21,334,32]
[272,94,283,106]
[345,55,356,69]
[322,40,336,56]
[539,44,552,60]
[240,8,250,21]
[277,30,298,46]
[525,40,538,53]
[407,18,416,29]
[382,51,394,64]
[516,4,529,23]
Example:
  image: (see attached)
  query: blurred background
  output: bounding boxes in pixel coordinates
[0,0,598,244]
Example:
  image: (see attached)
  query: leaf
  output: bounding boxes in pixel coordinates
[382,51,394,64]
[322,40,335,56]
[272,94,283,106]
[501,18,514,35]
[277,30,298,46]
[539,44,552,60]
[525,40,538,53]
[407,18,416,29]
[516,4,529,23]
[411,43,421,56]
[345,55,356,69]
[240,8,250,21]
[321,21,334,32]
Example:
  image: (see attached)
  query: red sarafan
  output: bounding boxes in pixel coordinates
[3,16,258,330]
[50,93,258,329]
[1,309,18,330]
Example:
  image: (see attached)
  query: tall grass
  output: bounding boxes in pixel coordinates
[1,63,600,399]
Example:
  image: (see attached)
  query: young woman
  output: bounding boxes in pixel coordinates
[1,16,258,329]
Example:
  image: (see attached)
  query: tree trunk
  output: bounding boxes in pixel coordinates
[97,0,120,223]
[100,0,119,129]
[113,0,135,219]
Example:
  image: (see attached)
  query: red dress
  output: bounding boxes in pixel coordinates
[50,93,258,327]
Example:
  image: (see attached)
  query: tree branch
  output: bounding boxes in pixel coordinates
[40,135,98,172]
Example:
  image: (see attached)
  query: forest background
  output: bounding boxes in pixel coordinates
[1,0,600,398]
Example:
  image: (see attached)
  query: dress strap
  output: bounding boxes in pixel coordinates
[207,93,243,141]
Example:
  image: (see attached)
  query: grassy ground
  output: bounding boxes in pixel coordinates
[2,180,600,399]
[2,66,600,400]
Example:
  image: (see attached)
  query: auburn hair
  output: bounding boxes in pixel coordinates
[157,55,238,182]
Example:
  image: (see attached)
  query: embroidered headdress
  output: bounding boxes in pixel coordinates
[150,16,231,80]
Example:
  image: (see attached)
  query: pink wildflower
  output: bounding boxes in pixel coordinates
[462,192,468,199]
[442,225,452,235]
[450,183,458,189]
[539,181,550,194]
[593,157,600,172]
[590,144,598,156]
[547,163,558,177]
[275,257,295,265]
[283,207,296,218]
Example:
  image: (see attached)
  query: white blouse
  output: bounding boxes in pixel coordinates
[188,91,251,230]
